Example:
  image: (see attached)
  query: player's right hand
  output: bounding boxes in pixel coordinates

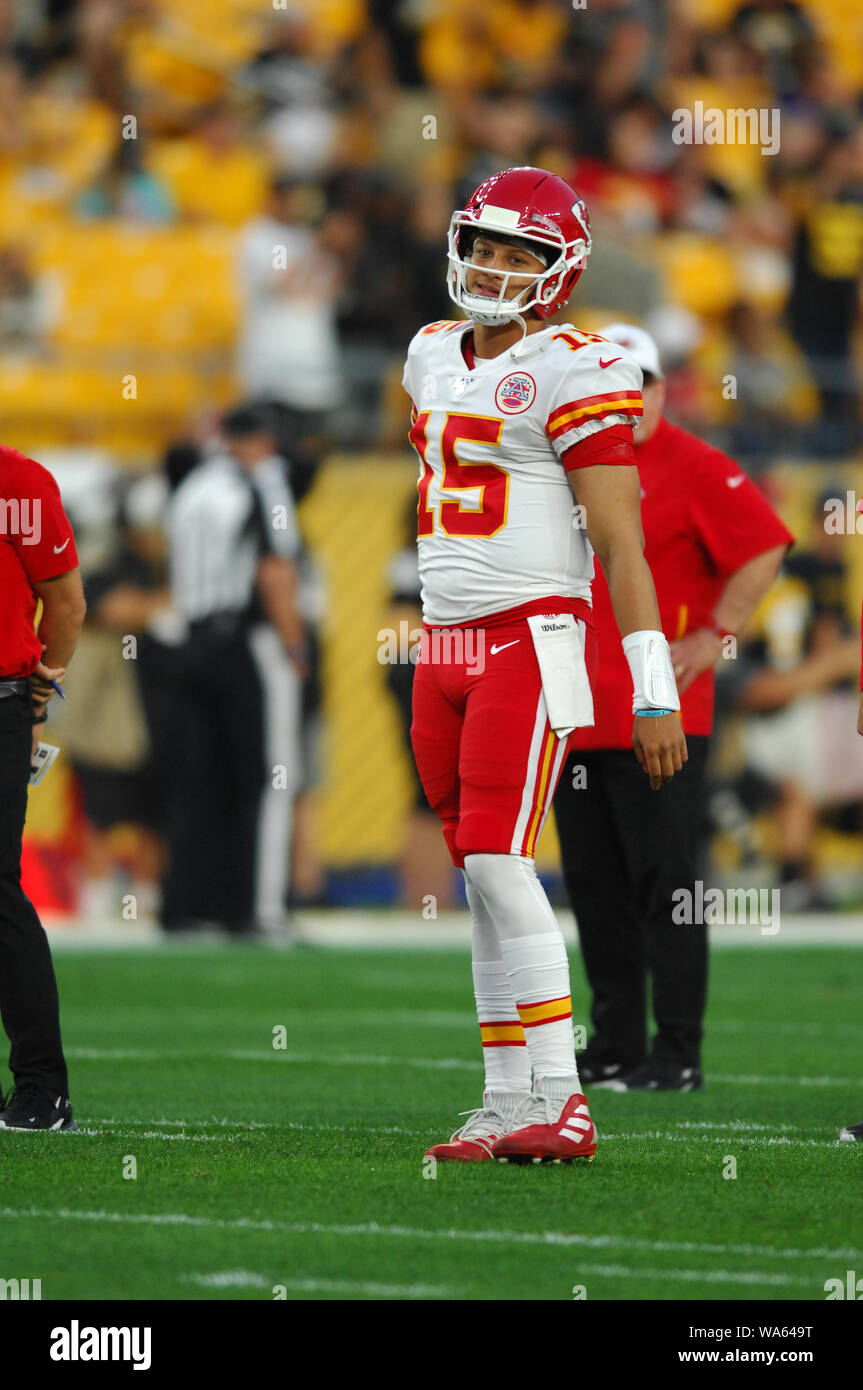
[632,713,688,790]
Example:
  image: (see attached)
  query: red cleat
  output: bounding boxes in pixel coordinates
[491,1091,597,1165]
[425,1102,514,1162]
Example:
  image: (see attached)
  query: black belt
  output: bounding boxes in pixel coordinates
[188,613,250,639]
[0,678,31,700]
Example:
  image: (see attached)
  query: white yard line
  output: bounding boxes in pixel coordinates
[74,1122,847,1150]
[43,911,863,950]
[184,1272,451,1298]
[64,1047,861,1089]
[0,1206,859,1264]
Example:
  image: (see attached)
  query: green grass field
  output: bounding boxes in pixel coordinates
[0,940,860,1301]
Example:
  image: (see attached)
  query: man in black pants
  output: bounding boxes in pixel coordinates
[0,444,85,1130]
[553,326,792,1090]
[161,405,306,936]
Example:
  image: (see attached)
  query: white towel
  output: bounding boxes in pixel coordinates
[526,613,595,740]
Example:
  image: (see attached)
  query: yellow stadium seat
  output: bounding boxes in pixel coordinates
[653,234,740,316]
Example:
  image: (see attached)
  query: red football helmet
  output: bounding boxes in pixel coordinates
[447,166,591,326]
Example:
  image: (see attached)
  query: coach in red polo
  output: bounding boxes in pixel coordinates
[0,444,85,1130]
[553,325,793,1090]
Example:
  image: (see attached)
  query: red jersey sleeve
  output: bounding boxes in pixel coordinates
[9,455,79,583]
[688,451,793,577]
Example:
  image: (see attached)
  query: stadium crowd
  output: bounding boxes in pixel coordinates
[2,0,863,920]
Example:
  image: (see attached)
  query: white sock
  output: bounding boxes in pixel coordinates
[472,960,532,1098]
[463,854,580,1087]
[499,931,579,1083]
[463,870,531,1098]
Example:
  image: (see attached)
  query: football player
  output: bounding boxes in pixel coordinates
[403,166,686,1164]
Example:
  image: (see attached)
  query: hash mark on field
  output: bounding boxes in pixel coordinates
[227,1050,480,1071]
[575,1264,810,1288]
[1,1208,859,1264]
[83,1118,424,1140]
[81,1128,225,1143]
[185,1272,451,1298]
[601,1131,841,1149]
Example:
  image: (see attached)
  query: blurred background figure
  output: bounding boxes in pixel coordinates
[0,244,57,352]
[731,489,863,910]
[787,126,863,458]
[381,494,456,911]
[74,133,175,223]
[62,476,173,925]
[236,174,344,447]
[161,404,305,937]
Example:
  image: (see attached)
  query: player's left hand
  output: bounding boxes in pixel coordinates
[632,713,688,790]
[30,658,65,712]
[669,628,722,693]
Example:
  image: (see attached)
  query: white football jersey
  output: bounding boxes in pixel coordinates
[402,320,643,625]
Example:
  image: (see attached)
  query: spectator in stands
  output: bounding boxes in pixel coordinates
[240,9,340,179]
[150,104,269,226]
[0,245,55,351]
[787,124,863,456]
[724,300,813,462]
[331,170,413,444]
[737,492,863,908]
[237,174,345,445]
[75,134,175,223]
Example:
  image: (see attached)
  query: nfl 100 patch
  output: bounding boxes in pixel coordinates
[495,372,536,414]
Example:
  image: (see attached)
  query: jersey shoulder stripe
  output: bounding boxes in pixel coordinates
[406,319,465,366]
[419,320,463,335]
[548,390,643,439]
[550,329,606,352]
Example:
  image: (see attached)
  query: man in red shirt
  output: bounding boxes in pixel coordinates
[0,445,85,1130]
[553,325,793,1090]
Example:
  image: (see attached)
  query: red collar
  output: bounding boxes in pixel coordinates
[461,329,476,371]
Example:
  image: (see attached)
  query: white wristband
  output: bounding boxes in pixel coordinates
[622,629,680,715]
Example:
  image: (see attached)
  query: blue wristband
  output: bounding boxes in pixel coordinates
[635,708,674,718]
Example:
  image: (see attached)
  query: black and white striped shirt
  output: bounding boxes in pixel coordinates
[168,453,301,622]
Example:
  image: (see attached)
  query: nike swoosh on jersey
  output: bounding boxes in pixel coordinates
[53,538,71,553]
[599,357,622,368]
[489,640,520,655]
[726,475,746,488]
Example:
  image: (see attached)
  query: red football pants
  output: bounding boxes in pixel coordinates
[410,617,597,868]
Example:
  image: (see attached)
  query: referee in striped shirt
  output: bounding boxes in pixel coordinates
[161,405,306,937]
